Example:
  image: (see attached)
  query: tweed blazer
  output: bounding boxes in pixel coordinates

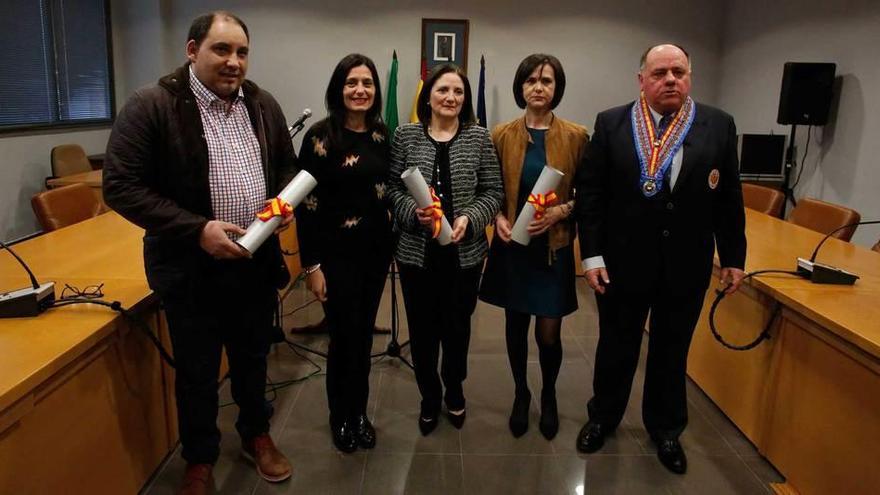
[387,123,503,268]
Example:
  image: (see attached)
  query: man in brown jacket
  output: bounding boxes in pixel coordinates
[104,11,296,494]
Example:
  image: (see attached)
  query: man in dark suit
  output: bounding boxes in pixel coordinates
[574,44,746,474]
[104,11,296,494]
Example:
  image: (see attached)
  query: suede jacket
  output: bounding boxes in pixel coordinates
[491,115,589,253]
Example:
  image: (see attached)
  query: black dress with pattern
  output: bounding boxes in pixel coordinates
[294,124,393,425]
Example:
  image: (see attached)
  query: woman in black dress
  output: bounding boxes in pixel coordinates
[387,64,503,435]
[295,54,393,453]
[480,54,589,439]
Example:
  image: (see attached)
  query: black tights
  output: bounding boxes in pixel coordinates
[504,309,562,399]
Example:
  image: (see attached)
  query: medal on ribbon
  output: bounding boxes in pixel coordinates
[256,197,293,222]
[527,191,558,220]
[630,93,695,197]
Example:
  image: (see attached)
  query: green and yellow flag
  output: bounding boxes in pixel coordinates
[384,50,399,140]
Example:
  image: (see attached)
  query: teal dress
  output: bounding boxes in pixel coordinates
[479,128,578,317]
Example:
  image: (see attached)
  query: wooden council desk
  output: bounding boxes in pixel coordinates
[689,208,880,495]
[0,211,302,494]
[0,212,176,494]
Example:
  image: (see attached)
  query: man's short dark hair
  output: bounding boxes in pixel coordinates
[639,44,690,71]
[512,54,566,110]
[187,11,250,46]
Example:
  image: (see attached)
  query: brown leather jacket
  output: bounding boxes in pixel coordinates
[491,115,589,253]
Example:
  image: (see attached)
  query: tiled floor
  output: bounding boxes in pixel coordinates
[143,277,783,494]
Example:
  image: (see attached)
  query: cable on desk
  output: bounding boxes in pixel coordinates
[708,269,801,351]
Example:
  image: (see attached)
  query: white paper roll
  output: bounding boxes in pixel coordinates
[400,166,452,245]
[236,170,318,256]
[511,165,565,246]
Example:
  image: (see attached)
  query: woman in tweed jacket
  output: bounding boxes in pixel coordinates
[387,64,503,435]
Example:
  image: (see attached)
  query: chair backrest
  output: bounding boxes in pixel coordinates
[788,197,861,241]
[742,183,785,218]
[31,183,104,232]
[50,144,92,178]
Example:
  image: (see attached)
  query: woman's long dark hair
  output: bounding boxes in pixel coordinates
[313,53,386,149]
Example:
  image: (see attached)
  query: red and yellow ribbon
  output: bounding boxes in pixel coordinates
[640,94,684,178]
[256,197,293,222]
[427,187,444,239]
[527,191,558,219]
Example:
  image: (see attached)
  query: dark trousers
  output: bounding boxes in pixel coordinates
[163,261,276,465]
[322,251,391,426]
[398,246,482,414]
[587,280,707,441]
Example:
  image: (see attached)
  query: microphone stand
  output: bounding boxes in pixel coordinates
[780,124,798,217]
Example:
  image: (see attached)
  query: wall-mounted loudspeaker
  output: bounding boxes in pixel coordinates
[777,62,836,126]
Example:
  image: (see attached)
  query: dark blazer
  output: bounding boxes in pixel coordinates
[104,64,297,298]
[575,101,746,294]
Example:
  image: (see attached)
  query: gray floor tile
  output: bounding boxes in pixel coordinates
[370,367,462,454]
[575,455,675,495]
[362,453,464,495]
[741,455,784,494]
[666,453,770,495]
[253,451,366,495]
[461,454,576,495]
[144,282,786,495]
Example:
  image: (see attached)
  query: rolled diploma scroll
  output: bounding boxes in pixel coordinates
[511,165,565,246]
[400,166,452,246]
[236,170,318,256]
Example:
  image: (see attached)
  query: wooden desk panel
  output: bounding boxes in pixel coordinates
[0,213,173,494]
[689,209,880,495]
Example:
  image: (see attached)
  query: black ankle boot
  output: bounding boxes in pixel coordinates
[539,393,558,440]
[331,420,358,453]
[508,390,531,438]
[355,414,376,449]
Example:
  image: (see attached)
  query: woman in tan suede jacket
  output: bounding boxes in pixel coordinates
[480,53,588,440]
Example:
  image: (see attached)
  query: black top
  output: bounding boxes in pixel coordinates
[295,124,392,267]
[424,125,460,223]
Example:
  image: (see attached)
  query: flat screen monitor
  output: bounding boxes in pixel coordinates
[738,134,786,180]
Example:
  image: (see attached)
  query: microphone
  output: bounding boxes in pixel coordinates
[796,219,880,285]
[288,108,312,138]
[0,239,55,317]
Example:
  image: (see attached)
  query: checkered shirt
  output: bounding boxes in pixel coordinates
[189,66,266,232]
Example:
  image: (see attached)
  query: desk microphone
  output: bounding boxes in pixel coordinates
[0,240,55,317]
[796,219,880,285]
[288,108,312,138]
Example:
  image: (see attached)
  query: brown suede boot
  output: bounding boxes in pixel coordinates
[242,434,292,482]
[177,463,213,495]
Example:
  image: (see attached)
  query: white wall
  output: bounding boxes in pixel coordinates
[133,0,726,149]
[718,0,880,247]
[3,0,728,241]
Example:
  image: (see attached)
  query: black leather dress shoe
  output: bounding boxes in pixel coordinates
[575,421,607,453]
[656,439,687,474]
[446,409,466,429]
[355,415,376,449]
[418,413,438,436]
[331,421,357,453]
